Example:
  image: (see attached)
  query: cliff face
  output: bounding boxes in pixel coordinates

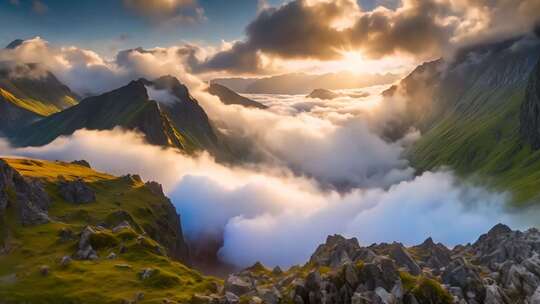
[520,60,540,149]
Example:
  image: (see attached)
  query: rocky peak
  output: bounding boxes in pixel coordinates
[488,223,513,236]
[0,159,50,225]
[310,235,361,267]
[5,39,24,49]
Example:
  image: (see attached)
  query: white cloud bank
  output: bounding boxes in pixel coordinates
[0,129,525,268]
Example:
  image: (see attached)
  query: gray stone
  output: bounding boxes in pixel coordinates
[58,178,96,204]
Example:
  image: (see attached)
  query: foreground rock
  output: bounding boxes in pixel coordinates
[58,177,96,204]
[0,159,50,225]
[196,224,540,304]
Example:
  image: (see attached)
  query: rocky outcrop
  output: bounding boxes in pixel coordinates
[196,224,540,304]
[58,177,96,204]
[0,159,50,225]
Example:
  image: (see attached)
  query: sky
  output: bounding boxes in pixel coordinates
[0,1,399,54]
[2,0,539,78]
[0,1,399,64]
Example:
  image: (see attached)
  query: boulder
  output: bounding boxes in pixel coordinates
[70,160,91,168]
[58,178,96,204]
[75,226,98,260]
[225,275,253,296]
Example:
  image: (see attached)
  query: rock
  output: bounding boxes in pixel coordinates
[145,181,165,197]
[60,255,72,267]
[344,263,360,288]
[224,292,239,304]
[310,234,361,267]
[70,160,91,168]
[112,220,131,233]
[412,237,452,270]
[39,265,50,276]
[0,160,51,225]
[114,264,132,270]
[257,287,281,304]
[530,286,540,304]
[387,243,421,275]
[442,258,485,302]
[375,287,396,304]
[58,228,75,242]
[225,275,253,296]
[75,226,98,260]
[191,294,220,304]
[58,178,96,204]
[139,268,155,280]
[359,258,399,291]
[305,271,322,291]
[272,266,283,275]
[484,284,510,304]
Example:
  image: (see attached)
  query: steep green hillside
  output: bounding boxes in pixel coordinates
[0,63,78,113]
[0,158,219,303]
[398,36,540,204]
[0,63,79,135]
[12,80,196,151]
[12,76,231,158]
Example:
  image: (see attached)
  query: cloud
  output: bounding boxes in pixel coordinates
[0,129,526,268]
[194,0,540,73]
[0,38,204,95]
[145,85,179,104]
[123,0,205,24]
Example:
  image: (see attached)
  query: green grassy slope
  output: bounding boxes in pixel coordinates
[405,39,540,204]
[409,86,540,203]
[0,158,219,303]
[12,80,194,152]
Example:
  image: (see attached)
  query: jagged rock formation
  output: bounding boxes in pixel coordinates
[0,159,50,226]
[520,59,540,149]
[208,83,267,109]
[196,224,540,304]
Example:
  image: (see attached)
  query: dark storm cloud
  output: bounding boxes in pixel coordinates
[191,0,540,73]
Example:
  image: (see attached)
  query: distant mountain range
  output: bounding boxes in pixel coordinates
[9,76,229,158]
[213,71,399,94]
[207,83,267,109]
[384,33,540,203]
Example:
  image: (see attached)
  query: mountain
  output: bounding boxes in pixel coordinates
[213,71,399,94]
[0,62,79,135]
[307,88,342,100]
[0,157,221,303]
[384,34,540,203]
[208,223,540,304]
[12,76,227,157]
[207,83,267,109]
